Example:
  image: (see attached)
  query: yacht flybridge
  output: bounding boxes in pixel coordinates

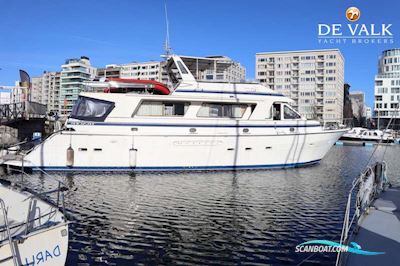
[4,55,347,171]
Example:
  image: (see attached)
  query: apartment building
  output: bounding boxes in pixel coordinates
[31,77,43,103]
[374,48,400,128]
[180,55,246,82]
[256,49,344,124]
[96,64,121,79]
[120,61,163,81]
[0,86,14,104]
[30,72,61,112]
[59,56,96,114]
[119,56,246,85]
[46,72,61,112]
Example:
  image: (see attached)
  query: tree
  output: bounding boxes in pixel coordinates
[354,102,366,127]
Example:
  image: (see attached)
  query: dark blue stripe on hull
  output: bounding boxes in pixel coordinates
[67,122,321,128]
[31,160,321,172]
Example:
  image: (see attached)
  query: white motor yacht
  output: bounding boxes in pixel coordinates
[340,127,394,143]
[3,55,347,172]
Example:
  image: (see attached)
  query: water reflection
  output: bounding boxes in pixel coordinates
[4,145,400,265]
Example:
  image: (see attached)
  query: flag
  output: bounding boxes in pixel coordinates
[19,69,30,83]
[19,69,31,89]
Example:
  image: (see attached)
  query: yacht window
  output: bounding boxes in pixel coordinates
[273,103,281,120]
[177,61,189,74]
[284,105,301,119]
[266,106,273,119]
[70,96,114,121]
[373,132,378,136]
[197,103,247,118]
[135,101,190,116]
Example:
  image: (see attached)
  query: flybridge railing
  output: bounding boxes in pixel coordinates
[83,80,154,89]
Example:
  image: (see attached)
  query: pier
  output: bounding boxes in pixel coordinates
[0,101,47,141]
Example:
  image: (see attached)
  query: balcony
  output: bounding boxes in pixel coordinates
[62,67,89,74]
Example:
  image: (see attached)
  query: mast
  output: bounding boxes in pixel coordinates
[164,0,172,56]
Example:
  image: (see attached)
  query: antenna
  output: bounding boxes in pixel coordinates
[164,0,172,56]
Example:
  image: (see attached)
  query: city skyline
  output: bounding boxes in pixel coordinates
[1,0,399,107]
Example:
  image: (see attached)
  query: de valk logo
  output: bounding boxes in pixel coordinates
[318,7,394,44]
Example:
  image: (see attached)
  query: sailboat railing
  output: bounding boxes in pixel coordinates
[0,198,18,266]
[335,161,388,265]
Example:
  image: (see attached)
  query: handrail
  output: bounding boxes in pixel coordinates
[0,167,68,266]
[0,199,18,266]
[335,161,388,265]
[0,208,58,236]
[0,169,68,236]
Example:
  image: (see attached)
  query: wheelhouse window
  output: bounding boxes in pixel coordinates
[70,96,114,121]
[272,103,281,120]
[197,103,248,118]
[177,61,189,74]
[283,105,301,119]
[135,101,190,116]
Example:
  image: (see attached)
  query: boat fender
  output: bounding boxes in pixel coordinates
[66,146,74,167]
[129,148,137,168]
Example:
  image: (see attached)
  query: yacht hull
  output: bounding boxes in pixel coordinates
[4,127,345,172]
[339,136,394,143]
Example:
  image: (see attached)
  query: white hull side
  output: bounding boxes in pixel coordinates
[0,185,68,266]
[9,128,345,171]
[0,224,68,266]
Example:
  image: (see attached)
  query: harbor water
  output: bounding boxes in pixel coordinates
[3,145,400,265]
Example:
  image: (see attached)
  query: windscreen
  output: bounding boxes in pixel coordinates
[70,96,114,121]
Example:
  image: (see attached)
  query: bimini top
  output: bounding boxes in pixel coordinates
[166,55,288,100]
